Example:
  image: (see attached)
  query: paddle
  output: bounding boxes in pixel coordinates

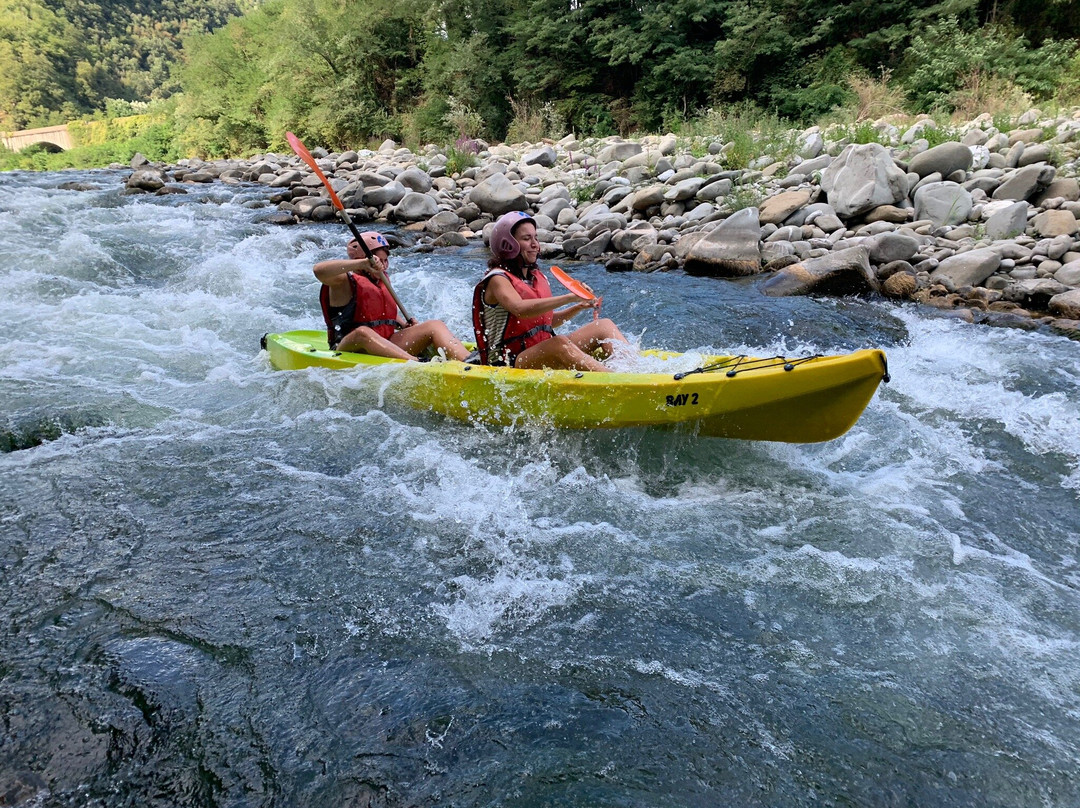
[550,265,600,321]
[285,131,413,323]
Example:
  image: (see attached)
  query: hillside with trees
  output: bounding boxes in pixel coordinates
[0,0,253,129]
[176,0,1080,154]
[2,0,1080,163]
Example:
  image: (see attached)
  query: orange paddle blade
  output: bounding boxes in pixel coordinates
[286,131,345,212]
[550,265,596,300]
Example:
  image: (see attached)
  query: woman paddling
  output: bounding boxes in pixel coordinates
[473,211,629,371]
[314,231,469,362]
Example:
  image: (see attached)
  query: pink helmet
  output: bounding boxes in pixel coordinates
[354,231,390,253]
[489,211,536,261]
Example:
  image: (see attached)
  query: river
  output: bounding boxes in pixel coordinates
[2,169,1079,807]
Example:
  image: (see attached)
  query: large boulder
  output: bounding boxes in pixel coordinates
[684,208,762,277]
[363,180,407,207]
[914,181,973,226]
[397,167,433,193]
[761,246,877,297]
[470,172,528,215]
[393,192,439,221]
[929,248,1001,291]
[908,142,974,179]
[821,143,910,219]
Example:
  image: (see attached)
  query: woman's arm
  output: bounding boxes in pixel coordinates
[551,302,594,327]
[313,257,381,284]
[485,275,583,318]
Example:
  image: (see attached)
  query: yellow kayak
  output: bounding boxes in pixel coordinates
[262,330,888,443]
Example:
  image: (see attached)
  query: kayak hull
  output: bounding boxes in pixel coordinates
[264,330,888,443]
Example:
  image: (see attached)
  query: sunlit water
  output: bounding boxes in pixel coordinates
[1,169,1078,808]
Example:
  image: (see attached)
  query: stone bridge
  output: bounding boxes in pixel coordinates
[2,125,72,152]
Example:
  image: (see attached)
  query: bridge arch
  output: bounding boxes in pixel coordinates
[2,125,72,152]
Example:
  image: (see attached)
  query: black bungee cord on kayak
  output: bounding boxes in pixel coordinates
[673,354,823,380]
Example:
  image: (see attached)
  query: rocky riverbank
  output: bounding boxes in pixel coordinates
[121,108,1080,339]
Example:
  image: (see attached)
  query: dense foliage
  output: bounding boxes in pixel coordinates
[175,0,1080,154]
[0,0,251,129]
[2,0,1079,160]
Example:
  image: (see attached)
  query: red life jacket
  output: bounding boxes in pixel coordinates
[320,272,398,348]
[472,267,556,366]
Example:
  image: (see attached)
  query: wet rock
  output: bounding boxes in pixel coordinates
[761,245,877,297]
[1049,288,1080,318]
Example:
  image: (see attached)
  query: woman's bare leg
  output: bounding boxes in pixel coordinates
[514,335,607,372]
[390,320,470,361]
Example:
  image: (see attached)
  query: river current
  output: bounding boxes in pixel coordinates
[1,170,1078,807]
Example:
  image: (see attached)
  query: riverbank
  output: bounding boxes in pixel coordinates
[112,108,1080,340]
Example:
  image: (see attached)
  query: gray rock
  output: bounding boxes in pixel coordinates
[1017,144,1053,167]
[364,180,407,207]
[914,181,973,226]
[470,172,528,215]
[597,141,643,163]
[696,179,732,201]
[1054,261,1080,286]
[576,231,613,260]
[821,143,910,218]
[685,208,762,277]
[993,164,1056,201]
[1003,278,1069,308]
[397,167,433,193]
[930,247,1001,291]
[985,201,1029,240]
[523,146,557,167]
[425,210,463,234]
[539,197,573,220]
[761,246,877,297]
[867,232,920,264]
[908,142,974,179]
[126,168,166,191]
[665,177,706,202]
[270,170,302,188]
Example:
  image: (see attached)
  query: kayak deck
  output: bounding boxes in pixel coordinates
[263,330,888,443]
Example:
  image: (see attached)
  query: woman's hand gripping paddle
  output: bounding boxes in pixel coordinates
[550,265,601,321]
[286,131,413,323]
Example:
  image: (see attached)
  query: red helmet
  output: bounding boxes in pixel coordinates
[489,211,536,261]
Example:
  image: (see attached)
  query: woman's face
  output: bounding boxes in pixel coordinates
[512,222,540,264]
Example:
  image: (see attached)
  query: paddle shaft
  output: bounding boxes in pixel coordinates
[286,132,413,322]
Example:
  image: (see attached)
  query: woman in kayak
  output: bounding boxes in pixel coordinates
[473,211,628,371]
[314,231,469,362]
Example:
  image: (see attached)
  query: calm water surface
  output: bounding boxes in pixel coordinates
[1,169,1078,807]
